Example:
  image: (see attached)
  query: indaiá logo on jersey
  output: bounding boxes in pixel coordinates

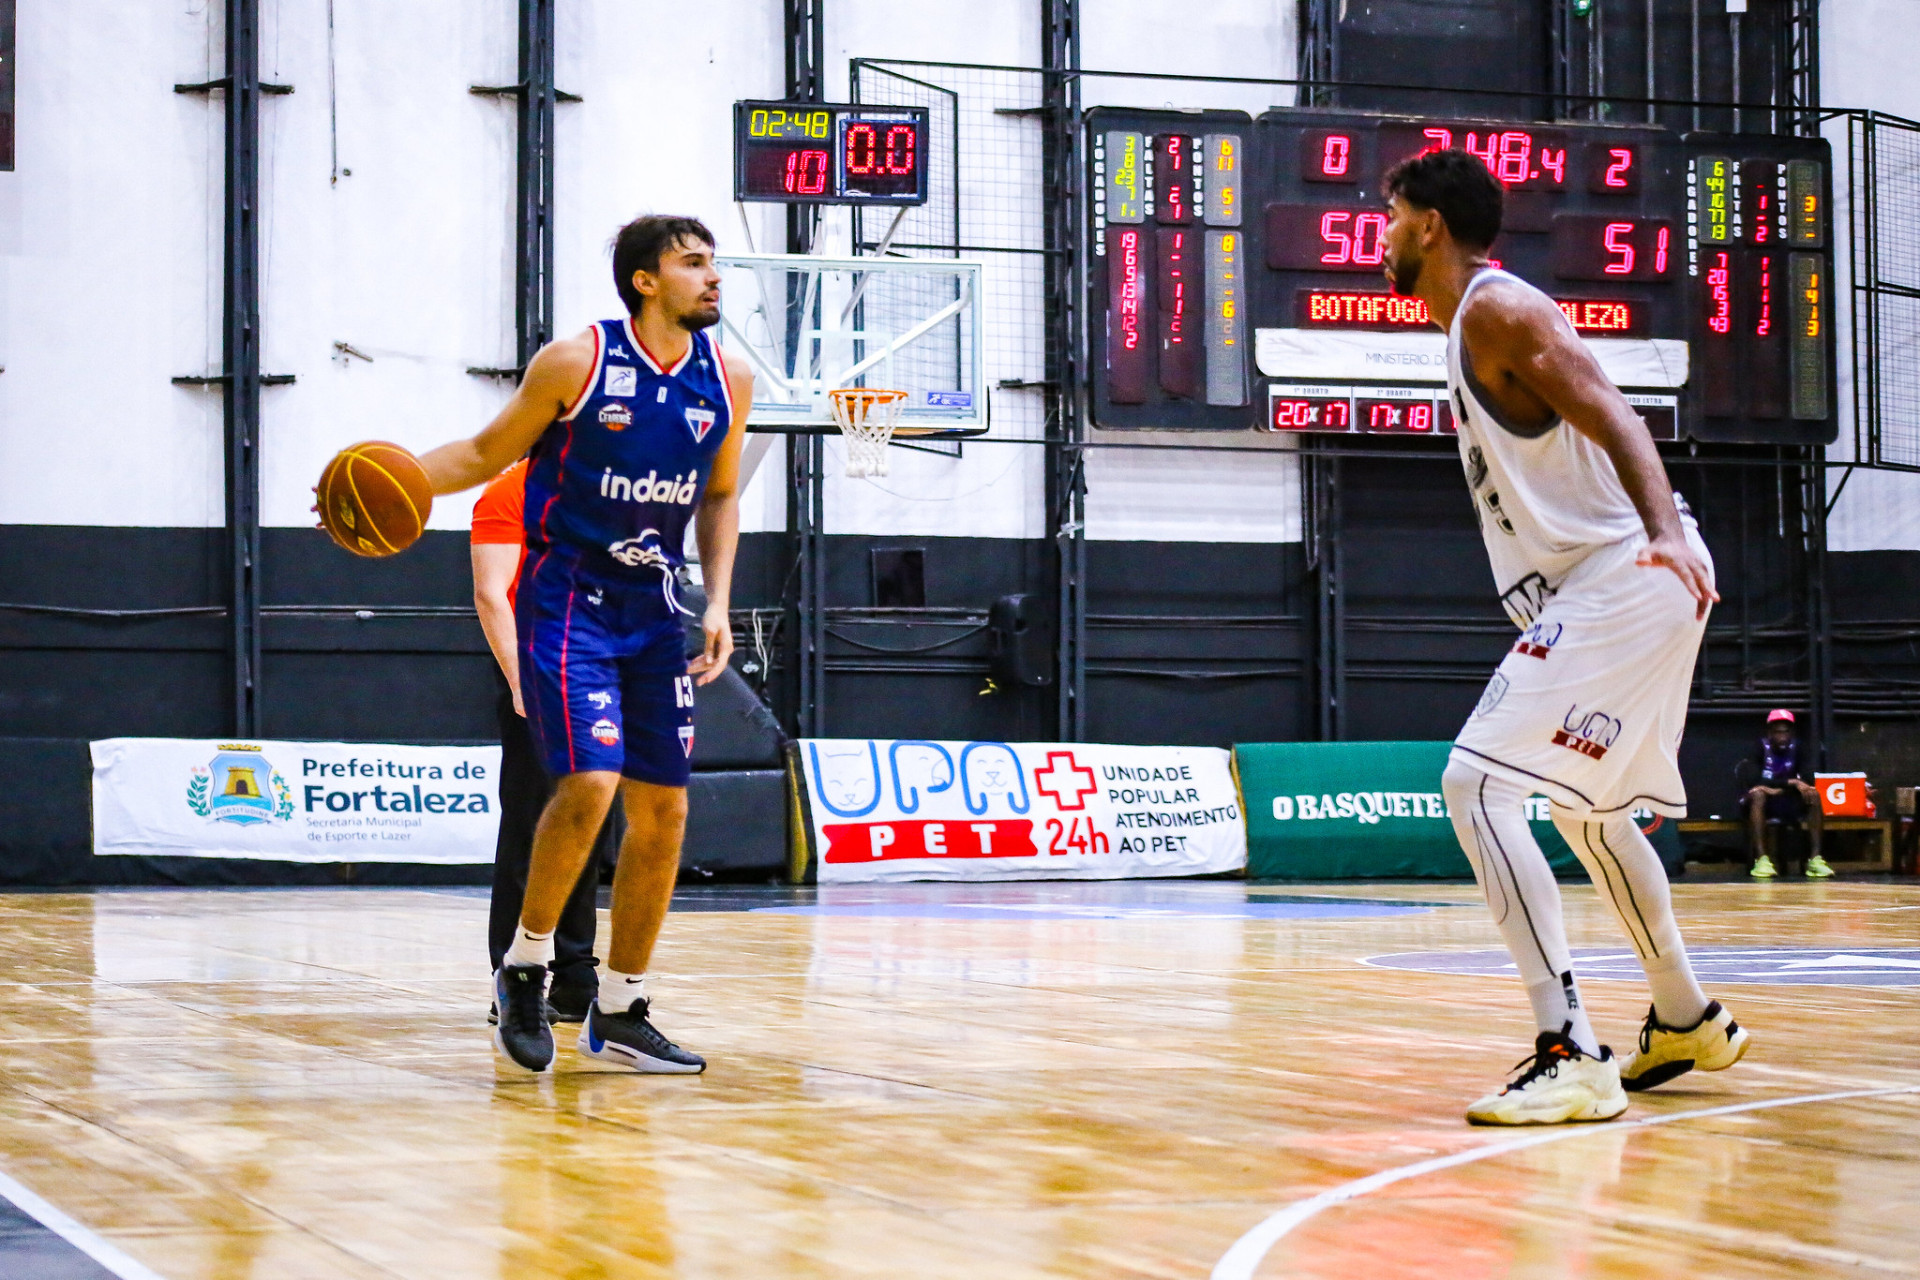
[600,468,697,505]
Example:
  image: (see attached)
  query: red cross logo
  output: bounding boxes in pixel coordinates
[1033,750,1098,811]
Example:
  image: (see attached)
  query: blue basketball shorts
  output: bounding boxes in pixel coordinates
[516,555,695,786]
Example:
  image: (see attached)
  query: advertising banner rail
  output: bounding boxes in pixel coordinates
[1234,741,1681,879]
[794,739,1246,883]
[91,738,501,863]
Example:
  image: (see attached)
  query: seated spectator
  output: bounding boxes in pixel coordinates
[1736,709,1831,880]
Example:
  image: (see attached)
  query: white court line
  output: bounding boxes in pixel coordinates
[1211,1082,1920,1280]
[0,1166,172,1280]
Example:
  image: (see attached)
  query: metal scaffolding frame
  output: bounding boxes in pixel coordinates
[1292,0,1838,767]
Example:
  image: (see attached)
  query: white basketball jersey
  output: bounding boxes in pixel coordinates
[1446,269,1646,626]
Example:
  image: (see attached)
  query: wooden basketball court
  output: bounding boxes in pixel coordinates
[0,879,1916,1278]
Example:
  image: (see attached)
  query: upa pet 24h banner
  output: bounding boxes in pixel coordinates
[91,738,502,863]
[796,739,1247,883]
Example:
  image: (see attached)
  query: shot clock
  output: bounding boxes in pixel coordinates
[733,101,929,205]
[1085,103,1835,445]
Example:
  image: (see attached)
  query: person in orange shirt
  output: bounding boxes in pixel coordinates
[471,459,611,1022]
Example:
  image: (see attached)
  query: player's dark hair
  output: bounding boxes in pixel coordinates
[1382,149,1504,250]
[611,215,716,316]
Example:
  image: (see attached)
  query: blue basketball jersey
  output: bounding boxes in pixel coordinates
[522,319,735,610]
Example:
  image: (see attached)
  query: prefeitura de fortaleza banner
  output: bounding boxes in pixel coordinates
[91,738,501,863]
[795,739,1246,883]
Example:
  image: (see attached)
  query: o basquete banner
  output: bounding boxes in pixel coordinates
[798,739,1246,883]
[91,738,501,863]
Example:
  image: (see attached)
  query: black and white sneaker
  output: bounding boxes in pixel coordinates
[492,964,555,1072]
[578,998,706,1074]
[487,997,564,1026]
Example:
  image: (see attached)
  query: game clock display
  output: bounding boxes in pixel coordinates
[733,102,929,206]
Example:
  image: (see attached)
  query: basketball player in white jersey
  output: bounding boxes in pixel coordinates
[1379,149,1750,1125]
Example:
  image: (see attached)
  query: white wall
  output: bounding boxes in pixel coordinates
[0,0,1300,542]
[0,1,224,526]
[1824,0,1920,551]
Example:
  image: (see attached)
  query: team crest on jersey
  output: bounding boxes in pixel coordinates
[678,725,696,757]
[1474,672,1509,718]
[1513,619,1563,660]
[685,406,717,443]
[598,402,632,431]
[592,718,621,747]
[1552,704,1621,760]
[605,366,638,398]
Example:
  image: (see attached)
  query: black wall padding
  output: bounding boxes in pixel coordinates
[0,738,90,884]
[681,770,788,876]
[693,667,788,769]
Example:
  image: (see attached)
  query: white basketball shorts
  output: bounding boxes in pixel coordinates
[1451,524,1712,818]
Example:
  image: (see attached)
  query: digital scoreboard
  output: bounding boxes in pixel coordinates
[733,101,930,206]
[1085,106,1835,445]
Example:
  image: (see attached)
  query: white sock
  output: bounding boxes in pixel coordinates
[598,968,645,1014]
[503,925,555,970]
[1443,757,1601,1056]
[1552,807,1711,1029]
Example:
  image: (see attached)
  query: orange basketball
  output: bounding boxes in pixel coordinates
[315,441,434,557]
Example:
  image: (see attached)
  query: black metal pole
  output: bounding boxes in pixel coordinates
[1310,454,1345,741]
[224,0,263,736]
[1805,449,1832,765]
[784,0,826,738]
[1042,0,1083,741]
[516,0,557,365]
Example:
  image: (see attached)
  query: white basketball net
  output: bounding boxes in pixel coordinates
[830,388,908,479]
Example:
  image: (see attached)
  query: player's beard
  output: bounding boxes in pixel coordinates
[678,302,721,332]
[1387,249,1422,297]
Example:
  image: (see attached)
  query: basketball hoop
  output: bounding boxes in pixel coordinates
[830,388,909,478]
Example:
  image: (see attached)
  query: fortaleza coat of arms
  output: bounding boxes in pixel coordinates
[186,744,295,825]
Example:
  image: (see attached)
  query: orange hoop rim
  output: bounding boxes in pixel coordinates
[828,387,909,410]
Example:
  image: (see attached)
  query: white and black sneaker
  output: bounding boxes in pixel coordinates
[1619,1001,1750,1092]
[1466,1027,1629,1126]
[492,964,555,1072]
[578,998,706,1074]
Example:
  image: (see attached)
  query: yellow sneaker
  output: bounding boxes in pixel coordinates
[1467,1029,1628,1126]
[1749,853,1777,879]
[1619,1001,1751,1092]
[1805,854,1834,879]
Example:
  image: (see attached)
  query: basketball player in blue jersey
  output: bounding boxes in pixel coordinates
[417,215,751,1074]
[1377,152,1748,1124]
